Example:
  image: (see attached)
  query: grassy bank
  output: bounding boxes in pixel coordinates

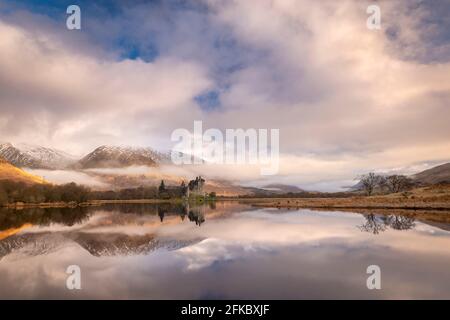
[241,185,450,211]
[2,185,450,211]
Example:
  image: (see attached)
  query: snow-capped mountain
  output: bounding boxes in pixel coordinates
[0,143,76,169]
[0,231,202,259]
[0,142,205,171]
[76,145,170,169]
[72,233,202,257]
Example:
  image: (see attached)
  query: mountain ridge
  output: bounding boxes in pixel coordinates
[2,141,449,194]
[0,143,76,169]
[75,145,169,169]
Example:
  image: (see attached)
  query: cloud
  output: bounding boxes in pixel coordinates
[0,0,449,190]
[0,14,211,154]
[25,168,108,188]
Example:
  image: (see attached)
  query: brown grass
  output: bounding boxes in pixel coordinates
[241,184,450,211]
[0,162,45,184]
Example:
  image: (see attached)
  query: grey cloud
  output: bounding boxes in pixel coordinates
[0,0,449,189]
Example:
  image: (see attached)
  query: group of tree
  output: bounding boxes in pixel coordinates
[90,178,215,202]
[89,186,159,201]
[157,180,185,199]
[0,179,219,206]
[357,173,414,196]
[0,180,90,205]
[358,213,416,234]
[0,206,90,231]
[159,178,215,200]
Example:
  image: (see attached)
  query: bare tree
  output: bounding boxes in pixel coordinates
[385,175,413,193]
[358,214,387,234]
[384,215,415,230]
[358,172,383,196]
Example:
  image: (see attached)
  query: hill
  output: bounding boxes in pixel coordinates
[0,157,44,184]
[413,162,450,185]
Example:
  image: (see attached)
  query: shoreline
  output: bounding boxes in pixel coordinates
[0,197,221,209]
[0,198,183,209]
[243,200,450,211]
[1,196,450,211]
[237,197,450,211]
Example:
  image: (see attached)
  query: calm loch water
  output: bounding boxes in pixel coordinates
[0,202,450,299]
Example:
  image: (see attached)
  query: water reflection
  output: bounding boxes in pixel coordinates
[385,215,416,230]
[188,209,205,226]
[0,206,91,232]
[0,202,212,233]
[0,203,449,299]
[0,202,228,261]
[358,213,416,234]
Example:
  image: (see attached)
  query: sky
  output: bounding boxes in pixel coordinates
[0,0,449,190]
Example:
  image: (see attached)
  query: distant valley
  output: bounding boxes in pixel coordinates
[1,142,450,197]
